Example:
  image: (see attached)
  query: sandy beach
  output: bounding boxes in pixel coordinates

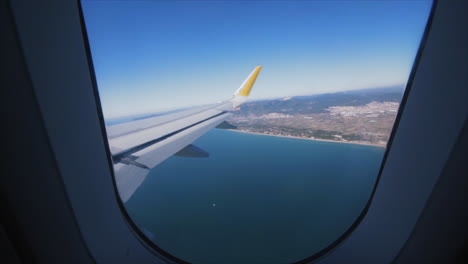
[227,129,386,148]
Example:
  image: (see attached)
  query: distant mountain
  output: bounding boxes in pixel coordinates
[236,86,404,116]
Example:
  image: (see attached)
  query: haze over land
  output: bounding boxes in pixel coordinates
[227,86,404,146]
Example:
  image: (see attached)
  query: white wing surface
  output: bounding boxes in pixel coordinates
[107,66,262,202]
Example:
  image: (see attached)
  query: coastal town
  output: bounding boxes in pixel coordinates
[226,87,403,147]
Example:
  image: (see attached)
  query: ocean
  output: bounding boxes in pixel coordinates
[125,129,385,264]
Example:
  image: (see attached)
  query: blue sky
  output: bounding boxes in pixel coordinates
[82,0,432,118]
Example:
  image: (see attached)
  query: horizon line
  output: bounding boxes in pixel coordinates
[105,84,405,121]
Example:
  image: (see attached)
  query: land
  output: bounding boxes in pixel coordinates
[226,86,404,147]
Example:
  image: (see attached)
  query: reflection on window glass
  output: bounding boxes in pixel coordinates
[82,0,432,263]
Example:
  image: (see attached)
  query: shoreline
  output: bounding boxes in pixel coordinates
[227,129,386,148]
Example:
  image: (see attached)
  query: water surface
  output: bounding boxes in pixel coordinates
[126,129,384,264]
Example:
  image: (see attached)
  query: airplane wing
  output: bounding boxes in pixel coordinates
[107,66,262,202]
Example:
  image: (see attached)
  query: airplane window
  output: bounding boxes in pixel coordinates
[80,0,433,263]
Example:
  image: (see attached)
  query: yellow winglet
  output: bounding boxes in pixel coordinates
[236,66,262,96]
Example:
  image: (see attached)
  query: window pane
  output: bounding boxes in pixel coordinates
[81,0,432,263]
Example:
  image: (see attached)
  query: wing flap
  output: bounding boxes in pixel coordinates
[115,112,231,202]
[129,112,230,168]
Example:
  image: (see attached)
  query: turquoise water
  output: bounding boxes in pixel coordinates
[125,129,384,264]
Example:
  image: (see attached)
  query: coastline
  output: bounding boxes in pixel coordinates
[227,129,386,148]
